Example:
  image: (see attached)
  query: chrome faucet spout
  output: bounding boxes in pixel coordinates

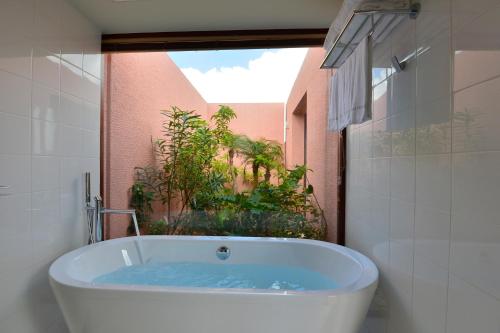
[100,208,136,215]
[89,195,137,244]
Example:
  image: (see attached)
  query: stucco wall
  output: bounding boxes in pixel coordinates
[285,48,340,242]
[102,52,208,238]
[103,56,287,238]
[207,103,284,144]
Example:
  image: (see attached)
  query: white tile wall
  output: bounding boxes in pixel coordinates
[0,0,101,331]
[347,0,500,332]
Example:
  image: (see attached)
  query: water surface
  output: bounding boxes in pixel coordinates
[93,262,337,291]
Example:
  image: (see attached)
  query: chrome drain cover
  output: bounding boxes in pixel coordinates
[216,246,230,260]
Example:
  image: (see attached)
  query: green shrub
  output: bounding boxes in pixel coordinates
[131,105,327,240]
[148,220,167,235]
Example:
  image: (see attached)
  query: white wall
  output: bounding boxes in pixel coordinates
[346,0,500,332]
[0,0,101,331]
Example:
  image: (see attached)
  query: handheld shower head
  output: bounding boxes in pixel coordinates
[85,172,91,205]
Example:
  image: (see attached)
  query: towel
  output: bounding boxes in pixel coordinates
[328,36,372,132]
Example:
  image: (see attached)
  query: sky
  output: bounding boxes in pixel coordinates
[168,48,308,103]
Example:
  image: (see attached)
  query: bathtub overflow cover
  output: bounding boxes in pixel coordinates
[216,246,230,260]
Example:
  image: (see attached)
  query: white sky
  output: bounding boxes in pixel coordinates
[178,48,308,103]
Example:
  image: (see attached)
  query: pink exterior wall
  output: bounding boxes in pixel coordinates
[285,48,340,242]
[207,103,284,144]
[103,56,286,238]
[102,52,208,238]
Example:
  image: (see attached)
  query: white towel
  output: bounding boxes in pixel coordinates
[328,36,372,132]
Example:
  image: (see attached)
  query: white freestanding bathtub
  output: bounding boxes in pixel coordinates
[49,236,377,333]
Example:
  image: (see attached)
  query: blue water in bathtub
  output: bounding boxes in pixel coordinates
[93,262,338,291]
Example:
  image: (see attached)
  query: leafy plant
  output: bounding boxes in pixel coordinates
[148,219,167,235]
[129,174,155,233]
[131,105,326,240]
[236,136,283,186]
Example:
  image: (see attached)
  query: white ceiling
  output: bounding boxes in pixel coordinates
[68,0,341,34]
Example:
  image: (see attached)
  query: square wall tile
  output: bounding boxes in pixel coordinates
[34,0,63,55]
[0,265,33,319]
[390,156,415,203]
[0,0,35,41]
[446,275,500,333]
[60,125,82,157]
[31,189,61,265]
[416,0,451,46]
[82,72,100,104]
[0,40,32,80]
[33,48,60,91]
[32,156,59,192]
[60,157,82,191]
[391,64,416,116]
[31,119,61,156]
[414,205,450,269]
[359,123,373,159]
[32,83,60,122]
[371,195,390,237]
[453,76,500,152]
[60,92,82,127]
[416,96,451,154]
[60,1,86,68]
[348,126,360,160]
[452,152,500,221]
[81,101,100,131]
[412,254,448,333]
[0,113,30,155]
[391,18,416,63]
[82,129,99,158]
[391,110,415,156]
[371,157,390,196]
[373,118,392,158]
[390,198,415,242]
[0,155,31,194]
[60,60,82,97]
[453,5,500,91]
[0,193,32,272]
[416,154,451,211]
[83,52,101,79]
[451,152,500,299]
[388,241,414,333]
[451,0,497,31]
[0,0,34,79]
[0,70,31,117]
[416,29,451,106]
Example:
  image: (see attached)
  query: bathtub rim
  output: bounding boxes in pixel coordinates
[49,235,378,297]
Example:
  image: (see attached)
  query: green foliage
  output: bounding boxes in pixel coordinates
[148,219,167,235]
[129,176,155,233]
[132,105,326,240]
[235,136,283,186]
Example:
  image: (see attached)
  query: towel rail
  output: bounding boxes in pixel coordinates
[321,3,420,69]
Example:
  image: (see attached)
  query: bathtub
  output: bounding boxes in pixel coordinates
[49,236,378,333]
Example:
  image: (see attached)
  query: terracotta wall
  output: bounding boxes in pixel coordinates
[103,55,286,238]
[285,48,340,242]
[102,52,208,238]
[207,103,284,144]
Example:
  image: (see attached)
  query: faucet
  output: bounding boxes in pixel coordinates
[90,195,138,243]
[84,172,138,244]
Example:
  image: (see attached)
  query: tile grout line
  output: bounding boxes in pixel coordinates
[444,0,454,331]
